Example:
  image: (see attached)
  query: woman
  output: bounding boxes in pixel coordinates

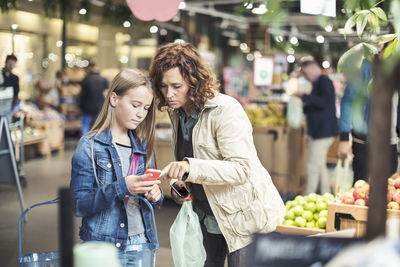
[149,42,285,267]
[70,69,163,264]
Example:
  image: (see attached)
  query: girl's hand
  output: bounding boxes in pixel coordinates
[144,185,162,203]
[161,160,190,180]
[125,174,161,194]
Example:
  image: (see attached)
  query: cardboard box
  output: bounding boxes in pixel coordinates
[326,202,400,237]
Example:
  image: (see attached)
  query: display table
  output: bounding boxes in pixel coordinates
[275,225,325,236]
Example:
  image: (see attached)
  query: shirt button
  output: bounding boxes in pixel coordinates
[116,242,121,248]
[118,163,121,167]
[107,163,112,168]
[120,223,125,228]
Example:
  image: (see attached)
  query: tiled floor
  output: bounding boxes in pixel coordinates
[0,138,178,267]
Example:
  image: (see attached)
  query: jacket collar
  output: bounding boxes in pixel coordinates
[94,129,147,155]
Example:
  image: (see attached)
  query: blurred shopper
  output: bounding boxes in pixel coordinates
[298,58,338,194]
[338,58,398,181]
[1,54,19,110]
[78,62,109,136]
[70,69,163,262]
[149,42,285,267]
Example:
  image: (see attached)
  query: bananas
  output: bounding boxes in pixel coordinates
[245,103,286,127]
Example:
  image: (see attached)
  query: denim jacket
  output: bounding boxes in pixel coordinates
[70,129,163,251]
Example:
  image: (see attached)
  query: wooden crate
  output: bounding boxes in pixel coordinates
[275,225,325,236]
[326,202,400,237]
[28,120,65,154]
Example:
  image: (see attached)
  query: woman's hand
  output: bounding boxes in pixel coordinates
[144,185,162,203]
[161,160,190,180]
[125,173,161,195]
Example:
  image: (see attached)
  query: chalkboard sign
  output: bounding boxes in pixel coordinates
[247,232,364,267]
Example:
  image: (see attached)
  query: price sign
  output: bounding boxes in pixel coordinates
[254,57,274,86]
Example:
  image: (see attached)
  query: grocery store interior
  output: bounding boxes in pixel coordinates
[1,0,400,266]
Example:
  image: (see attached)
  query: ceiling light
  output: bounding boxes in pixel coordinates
[324,25,333,32]
[322,61,330,69]
[287,48,295,55]
[120,56,128,64]
[245,3,253,9]
[252,4,267,15]
[11,24,18,30]
[123,21,131,28]
[289,36,298,45]
[254,51,262,58]
[79,8,87,15]
[246,53,255,61]
[160,29,168,36]
[56,41,63,47]
[179,2,186,10]
[316,35,325,43]
[150,25,158,34]
[240,43,248,51]
[275,35,284,43]
[287,55,295,63]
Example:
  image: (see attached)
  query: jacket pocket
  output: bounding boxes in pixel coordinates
[216,185,268,237]
[96,158,114,184]
[196,143,221,160]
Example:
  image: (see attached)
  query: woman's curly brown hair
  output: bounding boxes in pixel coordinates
[149,42,219,113]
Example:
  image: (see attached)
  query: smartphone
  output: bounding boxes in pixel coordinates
[143,169,162,181]
[170,184,190,198]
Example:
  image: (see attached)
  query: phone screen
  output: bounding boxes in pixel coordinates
[171,184,189,198]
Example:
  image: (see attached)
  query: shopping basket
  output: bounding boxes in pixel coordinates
[18,198,61,267]
[118,195,159,267]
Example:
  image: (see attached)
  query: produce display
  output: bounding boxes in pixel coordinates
[339,175,400,210]
[282,193,335,229]
[244,103,286,127]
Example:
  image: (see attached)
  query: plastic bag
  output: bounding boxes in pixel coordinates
[169,201,206,267]
[332,157,354,198]
[286,96,303,128]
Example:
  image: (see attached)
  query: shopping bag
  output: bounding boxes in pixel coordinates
[287,95,303,129]
[169,201,206,267]
[332,157,354,198]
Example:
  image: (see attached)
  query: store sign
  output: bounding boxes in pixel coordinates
[300,0,336,17]
[254,57,274,86]
[126,0,182,22]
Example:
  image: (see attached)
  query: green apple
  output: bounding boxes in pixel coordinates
[307,193,318,203]
[302,210,313,222]
[293,205,304,217]
[285,209,295,220]
[317,217,327,229]
[313,213,319,221]
[285,200,294,209]
[295,195,307,206]
[305,221,315,228]
[283,219,296,226]
[319,210,328,218]
[305,202,317,213]
[295,216,307,227]
[316,201,328,212]
[323,192,335,203]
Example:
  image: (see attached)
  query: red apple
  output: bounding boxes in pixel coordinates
[341,191,355,205]
[392,191,400,204]
[354,180,368,189]
[388,178,395,186]
[354,199,366,206]
[387,201,400,210]
[353,187,368,200]
[388,184,396,192]
[388,189,397,202]
[394,177,400,189]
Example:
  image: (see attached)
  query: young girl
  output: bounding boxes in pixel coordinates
[70,69,163,257]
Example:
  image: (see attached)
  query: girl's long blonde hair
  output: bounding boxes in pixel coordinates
[89,69,156,175]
